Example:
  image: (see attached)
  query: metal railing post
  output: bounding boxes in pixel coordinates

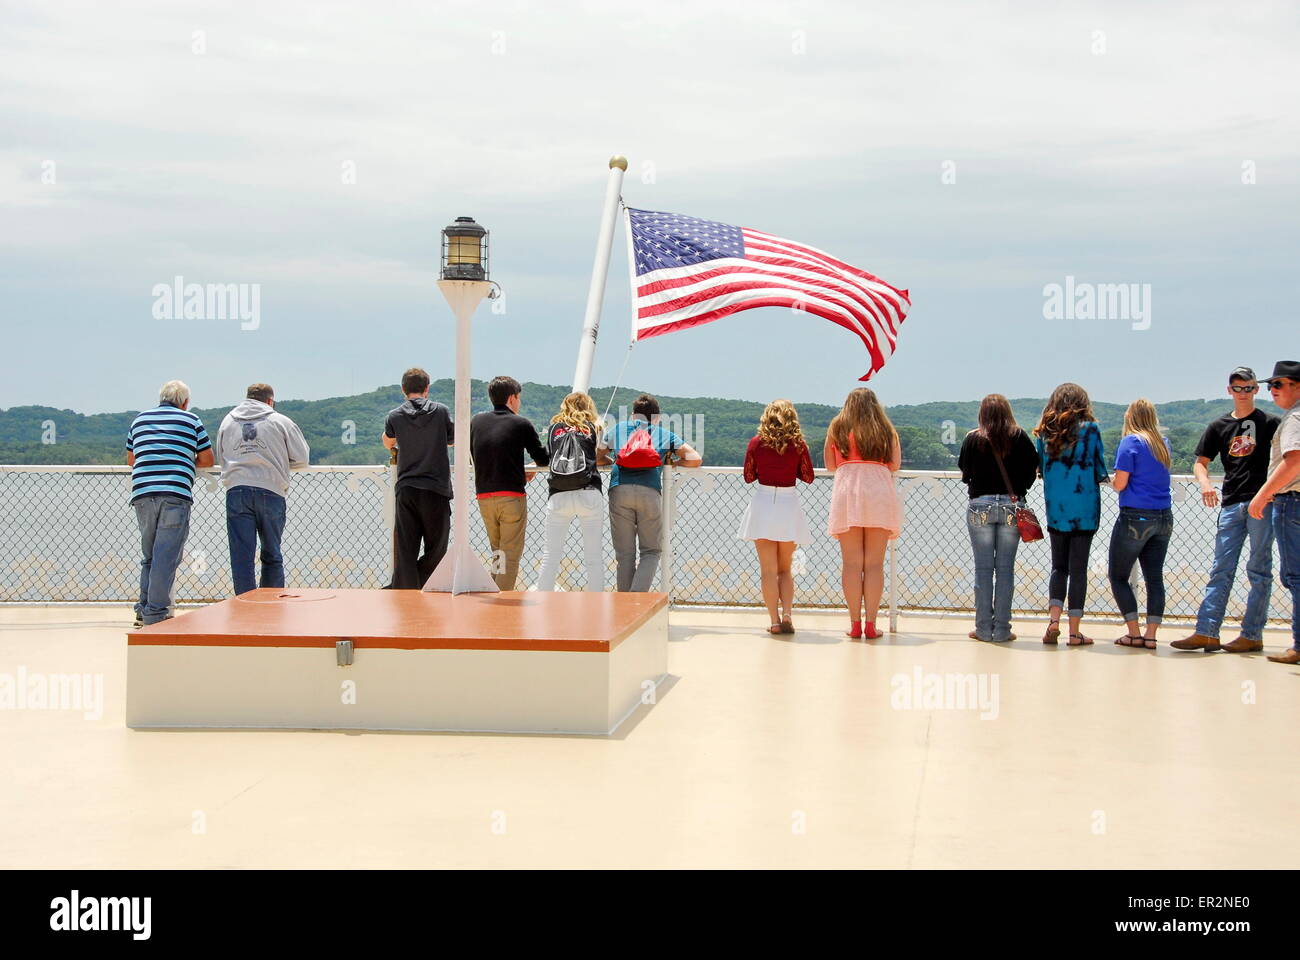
[888,538,898,634]
[384,454,398,579]
[660,464,676,603]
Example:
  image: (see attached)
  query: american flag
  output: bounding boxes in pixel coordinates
[627,207,910,380]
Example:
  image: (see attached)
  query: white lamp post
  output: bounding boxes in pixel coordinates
[423,216,501,595]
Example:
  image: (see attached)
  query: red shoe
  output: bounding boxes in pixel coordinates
[862,621,882,639]
[846,620,862,639]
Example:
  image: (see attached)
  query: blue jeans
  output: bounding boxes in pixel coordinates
[1273,493,1300,651]
[966,495,1020,641]
[1194,501,1274,640]
[1108,507,1173,624]
[226,485,287,596]
[134,494,192,624]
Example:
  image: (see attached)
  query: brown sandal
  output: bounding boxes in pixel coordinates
[1042,619,1061,645]
[780,618,794,634]
[1068,632,1094,646]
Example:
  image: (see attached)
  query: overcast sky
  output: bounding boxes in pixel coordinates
[2,0,1297,415]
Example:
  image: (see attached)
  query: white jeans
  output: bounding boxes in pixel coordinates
[537,489,606,591]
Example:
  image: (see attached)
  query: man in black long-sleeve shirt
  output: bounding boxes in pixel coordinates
[469,376,549,590]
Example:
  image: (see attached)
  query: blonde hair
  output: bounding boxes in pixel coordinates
[827,387,896,462]
[551,391,599,435]
[1123,397,1171,469]
[757,399,805,455]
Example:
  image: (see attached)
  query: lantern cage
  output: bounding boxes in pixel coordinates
[441,216,489,282]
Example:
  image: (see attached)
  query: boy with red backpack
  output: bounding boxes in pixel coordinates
[597,393,702,591]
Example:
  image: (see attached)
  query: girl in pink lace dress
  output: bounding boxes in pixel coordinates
[824,388,902,639]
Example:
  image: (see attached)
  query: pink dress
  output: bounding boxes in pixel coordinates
[826,435,902,539]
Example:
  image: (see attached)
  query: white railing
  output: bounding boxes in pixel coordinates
[0,465,1282,624]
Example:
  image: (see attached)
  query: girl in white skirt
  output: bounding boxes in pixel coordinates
[737,399,815,634]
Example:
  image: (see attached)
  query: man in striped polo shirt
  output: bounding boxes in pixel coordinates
[125,380,214,626]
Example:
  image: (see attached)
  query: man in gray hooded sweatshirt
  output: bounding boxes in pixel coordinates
[216,383,310,595]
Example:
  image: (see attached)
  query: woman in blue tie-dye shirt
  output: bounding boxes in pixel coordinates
[1033,383,1109,646]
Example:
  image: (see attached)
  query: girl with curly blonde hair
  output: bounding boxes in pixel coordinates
[739,399,815,634]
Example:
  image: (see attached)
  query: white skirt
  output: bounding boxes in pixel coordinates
[737,484,812,544]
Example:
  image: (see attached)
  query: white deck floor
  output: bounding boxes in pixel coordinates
[1,604,1295,869]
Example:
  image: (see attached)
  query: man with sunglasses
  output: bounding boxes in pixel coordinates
[1173,367,1278,652]
[1249,361,1300,664]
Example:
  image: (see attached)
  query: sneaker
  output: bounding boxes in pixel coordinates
[1170,633,1221,652]
[1221,636,1263,653]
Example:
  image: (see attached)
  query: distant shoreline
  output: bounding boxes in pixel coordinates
[1,380,1257,472]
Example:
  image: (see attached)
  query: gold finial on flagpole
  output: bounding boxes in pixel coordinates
[609,155,628,171]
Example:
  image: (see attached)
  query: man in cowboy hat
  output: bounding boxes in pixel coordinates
[1248,361,1300,664]
[1172,366,1278,652]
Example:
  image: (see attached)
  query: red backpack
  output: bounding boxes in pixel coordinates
[615,424,663,469]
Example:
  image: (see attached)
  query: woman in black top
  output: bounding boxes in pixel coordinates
[536,392,605,591]
[957,394,1038,642]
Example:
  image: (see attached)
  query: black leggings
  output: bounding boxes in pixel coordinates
[1048,529,1095,616]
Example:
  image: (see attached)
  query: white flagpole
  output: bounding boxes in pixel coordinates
[572,155,628,394]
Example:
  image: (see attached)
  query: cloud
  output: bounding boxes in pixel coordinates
[1,0,1298,413]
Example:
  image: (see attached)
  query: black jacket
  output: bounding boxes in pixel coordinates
[384,398,453,497]
[469,406,549,496]
[958,429,1038,499]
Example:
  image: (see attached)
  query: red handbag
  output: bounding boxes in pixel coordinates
[992,447,1045,543]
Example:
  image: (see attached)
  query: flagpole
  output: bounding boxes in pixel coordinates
[572,155,628,394]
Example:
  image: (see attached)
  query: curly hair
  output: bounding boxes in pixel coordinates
[757,398,805,455]
[827,387,897,462]
[550,391,600,435]
[1033,382,1096,457]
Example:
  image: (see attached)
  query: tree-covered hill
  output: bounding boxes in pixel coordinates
[0,383,1249,473]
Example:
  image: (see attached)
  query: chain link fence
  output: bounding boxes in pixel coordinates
[0,466,1287,623]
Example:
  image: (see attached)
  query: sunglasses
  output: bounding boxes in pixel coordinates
[1267,381,1294,391]
[1231,384,1258,393]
